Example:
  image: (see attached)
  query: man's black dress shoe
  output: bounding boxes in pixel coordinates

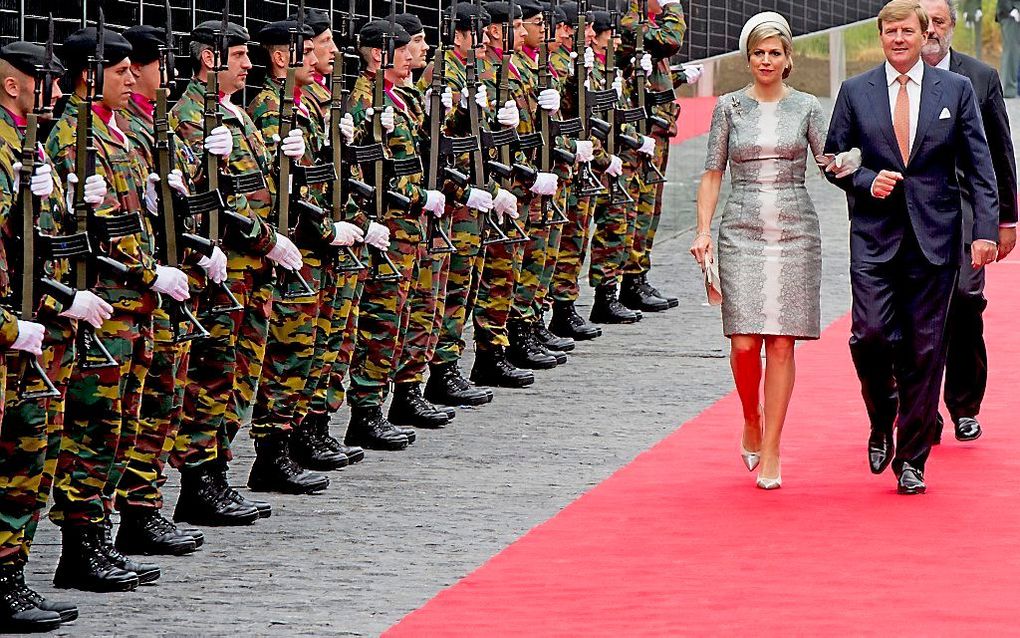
[896,464,926,495]
[954,416,982,442]
[868,430,894,474]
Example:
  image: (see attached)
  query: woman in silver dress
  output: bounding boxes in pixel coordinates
[690,13,835,490]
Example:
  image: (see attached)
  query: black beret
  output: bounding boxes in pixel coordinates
[561,1,578,24]
[450,4,492,31]
[483,2,523,23]
[518,0,544,20]
[0,41,65,76]
[191,20,251,49]
[395,13,424,36]
[542,3,567,26]
[290,8,331,37]
[122,25,165,65]
[358,19,412,50]
[63,28,132,71]
[257,20,315,47]
[589,10,613,34]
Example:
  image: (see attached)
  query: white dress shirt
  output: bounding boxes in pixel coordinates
[885,57,924,154]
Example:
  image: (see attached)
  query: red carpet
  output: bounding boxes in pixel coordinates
[386,261,1020,636]
[671,96,717,144]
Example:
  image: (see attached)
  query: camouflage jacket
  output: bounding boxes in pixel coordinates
[46,94,159,315]
[619,0,687,138]
[248,76,336,246]
[484,46,538,199]
[170,79,277,269]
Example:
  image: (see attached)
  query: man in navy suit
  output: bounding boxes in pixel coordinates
[824,0,999,494]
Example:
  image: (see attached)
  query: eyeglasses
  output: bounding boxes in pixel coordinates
[522,17,545,26]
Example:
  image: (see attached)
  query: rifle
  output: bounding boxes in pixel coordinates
[273,0,318,298]
[155,0,210,342]
[572,0,606,198]
[69,0,122,369]
[535,1,574,226]
[10,8,69,399]
[634,0,666,185]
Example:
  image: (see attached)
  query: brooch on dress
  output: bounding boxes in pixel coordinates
[730,95,744,117]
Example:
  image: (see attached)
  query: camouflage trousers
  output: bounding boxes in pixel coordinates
[430,205,485,366]
[510,196,551,324]
[251,248,326,439]
[294,248,364,423]
[395,215,453,385]
[550,190,595,304]
[113,309,192,513]
[348,222,421,409]
[589,170,640,288]
[623,140,670,276]
[0,320,74,565]
[473,226,526,350]
[532,175,571,315]
[173,264,274,469]
[50,312,154,527]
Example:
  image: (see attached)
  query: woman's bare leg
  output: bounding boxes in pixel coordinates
[730,334,764,452]
[760,336,796,478]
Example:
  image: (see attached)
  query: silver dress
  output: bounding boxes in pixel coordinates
[704,87,826,340]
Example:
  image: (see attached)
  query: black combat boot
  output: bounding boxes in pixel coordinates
[174,464,261,526]
[388,382,450,428]
[590,282,641,324]
[470,346,535,388]
[305,412,365,464]
[619,273,670,312]
[507,320,558,369]
[549,300,602,340]
[345,406,410,451]
[533,311,575,352]
[208,463,272,519]
[53,526,139,593]
[248,432,331,494]
[1,565,63,632]
[99,520,160,585]
[115,509,197,556]
[13,568,78,623]
[638,272,679,308]
[424,361,493,406]
[290,415,349,471]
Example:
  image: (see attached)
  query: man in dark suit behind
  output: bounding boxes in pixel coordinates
[824,0,999,494]
[921,0,1018,443]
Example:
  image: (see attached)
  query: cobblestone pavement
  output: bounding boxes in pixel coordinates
[27,99,861,636]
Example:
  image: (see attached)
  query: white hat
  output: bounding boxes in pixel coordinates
[738,11,793,58]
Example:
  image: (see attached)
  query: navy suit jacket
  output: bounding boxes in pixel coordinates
[824,63,999,266]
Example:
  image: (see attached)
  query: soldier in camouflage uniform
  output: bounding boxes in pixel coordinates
[0,42,97,631]
[246,19,351,495]
[618,0,687,312]
[47,27,193,592]
[345,20,446,449]
[287,8,368,473]
[111,25,220,557]
[169,21,303,526]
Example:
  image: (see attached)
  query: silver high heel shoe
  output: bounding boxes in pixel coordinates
[756,462,782,490]
[740,446,760,472]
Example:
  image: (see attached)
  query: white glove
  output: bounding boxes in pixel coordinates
[529,172,558,196]
[365,221,390,250]
[639,52,654,76]
[537,88,561,112]
[423,189,447,217]
[612,74,624,98]
[144,173,160,215]
[331,221,365,247]
[492,188,519,221]
[659,0,679,6]
[497,100,520,128]
[583,46,595,70]
[424,87,454,116]
[574,140,594,163]
[58,290,114,329]
[381,106,396,134]
[152,265,191,302]
[204,124,233,157]
[266,233,303,271]
[12,162,54,198]
[606,154,623,177]
[964,11,970,24]
[466,187,494,212]
[339,112,356,145]
[65,173,108,210]
[975,8,983,21]
[638,135,656,156]
[829,147,863,179]
[198,246,228,284]
[682,64,704,84]
[274,129,306,159]
[11,320,45,356]
[1012,8,1019,21]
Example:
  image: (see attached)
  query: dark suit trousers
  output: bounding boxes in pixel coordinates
[849,226,958,474]
[943,247,988,420]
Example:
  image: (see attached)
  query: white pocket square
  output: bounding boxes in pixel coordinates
[939,107,951,119]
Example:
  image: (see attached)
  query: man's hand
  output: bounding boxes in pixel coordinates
[199,246,228,283]
[11,320,45,356]
[152,265,191,301]
[204,124,234,157]
[575,140,594,163]
[870,170,903,199]
[331,221,365,247]
[365,221,390,250]
[58,290,114,329]
[424,189,447,217]
[972,240,998,269]
[998,226,1017,261]
[267,234,303,271]
[583,46,595,70]
[466,188,494,212]
[339,112,356,145]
